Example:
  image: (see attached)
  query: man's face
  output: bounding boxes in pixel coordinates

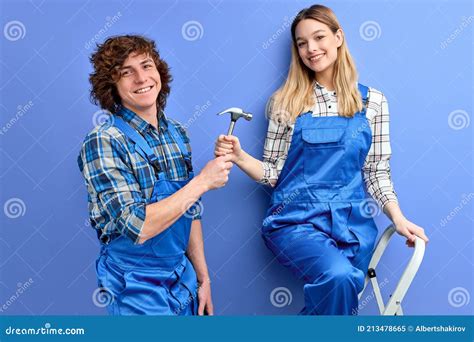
[116,52,161,115]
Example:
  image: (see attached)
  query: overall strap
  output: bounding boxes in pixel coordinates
[112,116,165,179]
[167,121,193,174]
[357,83,369,114]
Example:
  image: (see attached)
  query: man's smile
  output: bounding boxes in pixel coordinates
[133,85,154,94]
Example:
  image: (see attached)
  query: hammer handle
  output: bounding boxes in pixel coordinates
[227,121,236,136]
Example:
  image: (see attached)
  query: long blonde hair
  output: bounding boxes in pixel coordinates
[272,4,362,122]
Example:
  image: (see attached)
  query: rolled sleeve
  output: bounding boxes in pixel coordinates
[363,159,398,209]
[79,130,147,244]
[363,91,399,209]
[259,98,291,187]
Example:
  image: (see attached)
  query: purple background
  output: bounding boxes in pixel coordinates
[0,0,472,315]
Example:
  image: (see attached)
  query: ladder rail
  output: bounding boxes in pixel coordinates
[358,225,426,315]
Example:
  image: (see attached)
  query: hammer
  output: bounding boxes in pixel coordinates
[217,107,253,135]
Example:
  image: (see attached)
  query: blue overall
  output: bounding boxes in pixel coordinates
[262,84,378,315]
[95,116,199,315]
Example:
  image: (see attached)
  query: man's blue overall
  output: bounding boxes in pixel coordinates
[95,116,198,315]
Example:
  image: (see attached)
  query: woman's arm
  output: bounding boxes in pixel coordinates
[383,201,429,247]
[363,89,428,246]
[215,98,291,186]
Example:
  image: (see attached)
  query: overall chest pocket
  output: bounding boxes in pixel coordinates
[302,128,347,187]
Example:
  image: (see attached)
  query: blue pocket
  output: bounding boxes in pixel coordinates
[302,128,347,187]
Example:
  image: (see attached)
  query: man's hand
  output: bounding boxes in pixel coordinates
[197,279,213,315]
[196,154,233,191]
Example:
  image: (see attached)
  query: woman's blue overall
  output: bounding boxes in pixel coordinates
[262,84,378,315]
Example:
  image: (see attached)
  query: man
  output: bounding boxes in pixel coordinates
[78,35,232,315]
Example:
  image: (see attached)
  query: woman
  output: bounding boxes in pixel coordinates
[215,4,429,315]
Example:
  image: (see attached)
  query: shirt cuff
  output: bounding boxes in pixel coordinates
[117,204,146,245]
[379,193,399,210]
[259,161,276,187]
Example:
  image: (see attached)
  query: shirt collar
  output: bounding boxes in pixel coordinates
[313,81,337,96]
[158,111,169,131]
[314,81,323,90]
[116,106,168,133]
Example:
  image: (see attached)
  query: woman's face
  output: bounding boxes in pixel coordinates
[294,19,343,76]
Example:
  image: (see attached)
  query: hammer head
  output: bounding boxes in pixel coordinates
[217,107,253,122]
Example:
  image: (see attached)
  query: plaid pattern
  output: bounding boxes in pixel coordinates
[261,82,398,209]
[78,107,200,244]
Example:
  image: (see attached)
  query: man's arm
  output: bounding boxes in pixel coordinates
[79,129,233,245]
[186,219,213,315]
[187,219,210,283]
[139,154,233,244]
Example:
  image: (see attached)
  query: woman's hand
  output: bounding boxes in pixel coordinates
[214,135,243,163]
[197,279,214,315]
[393,216,429,248]
[214,135,264,182]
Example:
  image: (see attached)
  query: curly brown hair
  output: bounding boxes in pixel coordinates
[89,35,172,114]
